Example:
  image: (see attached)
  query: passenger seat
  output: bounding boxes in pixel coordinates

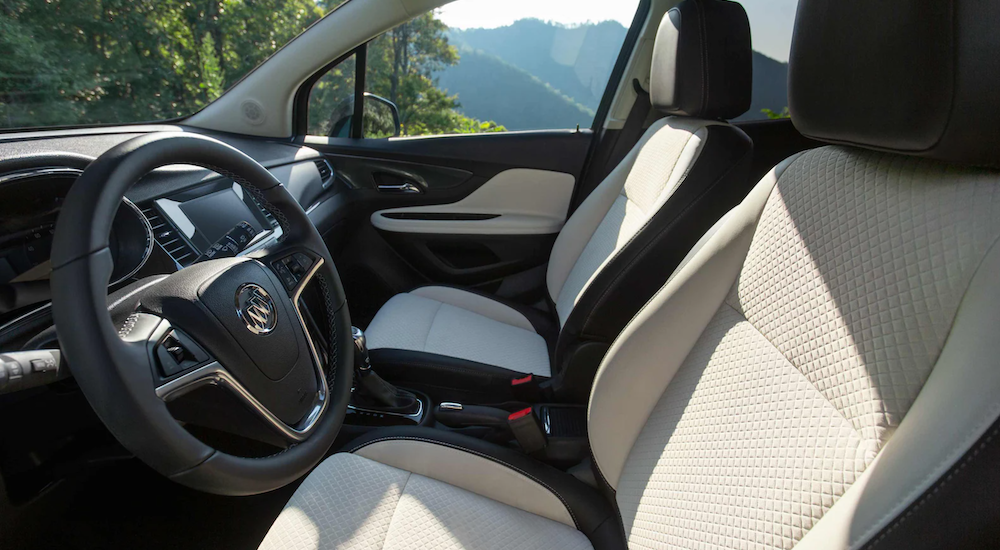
[366,0,755,403]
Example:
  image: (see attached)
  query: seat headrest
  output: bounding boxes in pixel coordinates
[650,0,752,120]
[789,0,1000,167]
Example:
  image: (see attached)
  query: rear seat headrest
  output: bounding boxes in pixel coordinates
[650,0,752,120]
[789,0,1000,167]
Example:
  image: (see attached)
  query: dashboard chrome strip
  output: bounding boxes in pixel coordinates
[0,167,82,186]
[153,257,329,443]
[114,197,156,284]
[0,302,52,339]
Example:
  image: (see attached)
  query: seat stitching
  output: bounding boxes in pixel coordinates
[860,417,1000,549]
[380,470,413,550]
[852,233,1000,547]
[350,436,580,529]
[727,302,867,444]
[420,300,444,353]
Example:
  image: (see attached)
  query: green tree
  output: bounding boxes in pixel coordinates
[364,12,504,135]
[0,0,504,135]
[761,107,790,119]
[0,0,324,129]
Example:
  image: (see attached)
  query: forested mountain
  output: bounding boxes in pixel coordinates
[437,19,790,130]
[743,52,790,121]
[1,3,788,134]
[447,20,627,112]
[437,47,595,131]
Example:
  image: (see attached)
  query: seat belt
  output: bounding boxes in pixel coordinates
[571,79,655,212]
[604,79,654,175]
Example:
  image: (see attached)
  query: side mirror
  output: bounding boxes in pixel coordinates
[326,93,401,138]
[362,93,401,138]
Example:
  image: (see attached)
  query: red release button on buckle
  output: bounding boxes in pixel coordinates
[511,374,533,386]
[508,407,533,421]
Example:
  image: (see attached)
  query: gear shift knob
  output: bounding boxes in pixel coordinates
[351,326,371,371]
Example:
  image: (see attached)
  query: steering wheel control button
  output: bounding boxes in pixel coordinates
[292,252,314,272]
[270,253,317,291]
[194,221,258,262]
[155,330,210,378]
[272,260,298,291]
[236,283,278,334]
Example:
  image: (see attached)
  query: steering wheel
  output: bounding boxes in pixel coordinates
[49,132,353,495]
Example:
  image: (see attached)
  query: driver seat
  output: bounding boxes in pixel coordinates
[260,0,1000,548]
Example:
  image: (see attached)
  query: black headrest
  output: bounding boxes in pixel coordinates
[650,0,752,120]
[789,0,1000,167]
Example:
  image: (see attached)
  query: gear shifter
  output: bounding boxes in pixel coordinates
[351,326,420,414]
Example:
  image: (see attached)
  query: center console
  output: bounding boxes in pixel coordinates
[340,327,588,468]
[343,327,431,429]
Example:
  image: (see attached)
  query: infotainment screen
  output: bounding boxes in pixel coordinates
[179,188,265,248]
[153,183,269,257]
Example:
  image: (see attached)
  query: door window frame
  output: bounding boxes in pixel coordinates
[293,0,651,139]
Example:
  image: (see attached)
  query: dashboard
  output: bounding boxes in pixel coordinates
[0,128,338,347]
[0,167,154,286]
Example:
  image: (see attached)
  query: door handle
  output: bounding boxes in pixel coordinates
[376,182,422,194]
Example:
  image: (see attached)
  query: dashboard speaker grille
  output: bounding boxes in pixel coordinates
[141,205,197,267]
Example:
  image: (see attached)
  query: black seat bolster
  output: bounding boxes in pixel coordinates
[554,125,753,382]
[344,426,627,550]
[858,413,1000,549]
[368,348,537,404]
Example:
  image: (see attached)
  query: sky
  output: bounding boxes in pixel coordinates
[436,0,799,62]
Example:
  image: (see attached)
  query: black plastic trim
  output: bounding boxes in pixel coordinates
[368,348,530,404]
[554,125,753,399]
[351,44,367,140]
[859,415,1000,549]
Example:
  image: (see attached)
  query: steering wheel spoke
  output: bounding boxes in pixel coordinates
[154,360,324,444]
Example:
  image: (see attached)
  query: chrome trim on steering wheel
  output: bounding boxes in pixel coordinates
[154,257,330,442]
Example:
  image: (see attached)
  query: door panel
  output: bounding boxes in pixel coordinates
[304,131,592,326]
[371,168,575,235]
[378,232,558,286]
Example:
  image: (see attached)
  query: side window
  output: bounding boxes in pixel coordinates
[307,54,357,137]
[735,0,798,121]
[307,0,643,137]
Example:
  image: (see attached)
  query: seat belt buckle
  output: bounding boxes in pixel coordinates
[508,407,547,454]
[510,374,542,401]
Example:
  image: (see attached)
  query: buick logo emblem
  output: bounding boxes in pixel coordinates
[235,284,277,335]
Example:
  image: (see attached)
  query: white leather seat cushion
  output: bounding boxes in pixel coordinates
[259,452,592,550]
[365,286,550,376]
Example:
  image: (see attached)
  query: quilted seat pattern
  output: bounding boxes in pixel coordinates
[729,147,1000,445]
[618,305,877,550]
[259,453,592,550]
[617,147,1000,550]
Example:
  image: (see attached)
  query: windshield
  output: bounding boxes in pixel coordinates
[0,0,346,130]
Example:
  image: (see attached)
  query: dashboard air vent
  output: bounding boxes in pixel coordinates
[142,206,197,267]
[248,196,279,229]
[315,159,334,188]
